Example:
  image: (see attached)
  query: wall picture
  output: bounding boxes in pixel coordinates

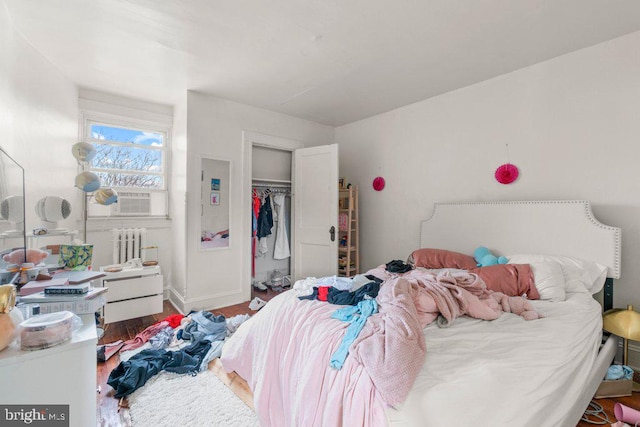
[210,191,220,205]
[211,178,221,190]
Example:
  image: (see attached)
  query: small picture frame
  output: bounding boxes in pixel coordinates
[211,178,221,191]
[210,191,220,205]
[338,177,345,188]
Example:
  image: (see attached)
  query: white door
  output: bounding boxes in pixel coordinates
[293,144,338,280]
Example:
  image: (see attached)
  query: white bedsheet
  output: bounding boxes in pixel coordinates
[386,291,602,427]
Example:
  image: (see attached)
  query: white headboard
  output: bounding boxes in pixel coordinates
[420,200,621,279]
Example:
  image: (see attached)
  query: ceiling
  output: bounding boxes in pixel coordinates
[6,0,640,126]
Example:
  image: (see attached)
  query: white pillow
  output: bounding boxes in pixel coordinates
[508,254,608,295]
[526,260,566,302]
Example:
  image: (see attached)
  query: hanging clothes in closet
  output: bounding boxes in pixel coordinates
[251,189,261,277]
[256,193,273,257]
[273,194,290,260]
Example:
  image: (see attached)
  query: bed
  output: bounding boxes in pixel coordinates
[220,200,620,427]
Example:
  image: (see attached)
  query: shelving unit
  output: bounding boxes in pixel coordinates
[27,229,79,248]
[338,186,359,277]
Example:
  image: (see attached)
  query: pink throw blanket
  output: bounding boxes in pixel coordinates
[221,268,541,426]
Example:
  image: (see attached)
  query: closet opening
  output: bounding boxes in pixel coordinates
[251,146,292,293]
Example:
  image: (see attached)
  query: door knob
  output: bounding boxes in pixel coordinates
[329,226,336,242]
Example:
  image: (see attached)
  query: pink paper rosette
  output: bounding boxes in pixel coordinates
[495,163,519,184]
[372,176,385,191]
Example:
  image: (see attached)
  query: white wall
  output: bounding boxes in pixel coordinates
[0,1,78,244]
[337,30,640,312]
[172,92,333,313]
[169,96,188,302]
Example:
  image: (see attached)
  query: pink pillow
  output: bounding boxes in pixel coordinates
[408,248,477,270]
[469,264,539,300]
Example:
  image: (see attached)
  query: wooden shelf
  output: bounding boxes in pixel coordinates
[337,187,359,277]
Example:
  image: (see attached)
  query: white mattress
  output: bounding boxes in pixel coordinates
[386,291,603,427]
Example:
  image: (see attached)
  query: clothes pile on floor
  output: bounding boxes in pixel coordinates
[104,311,250,398]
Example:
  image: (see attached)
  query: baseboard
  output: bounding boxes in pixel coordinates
[165,286,247,314]
[182,291,246,313]
[166,294,185,315]
[167,287,187,314]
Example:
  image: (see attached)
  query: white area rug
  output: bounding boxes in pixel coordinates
[127,370,259,427]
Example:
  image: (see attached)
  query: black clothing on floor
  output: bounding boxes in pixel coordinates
[107,339,212,398]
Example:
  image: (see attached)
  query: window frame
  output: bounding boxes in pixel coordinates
[79,109,172,218]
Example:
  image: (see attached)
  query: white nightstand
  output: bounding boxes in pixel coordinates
[0,314,97,427]
[94,265,163,324]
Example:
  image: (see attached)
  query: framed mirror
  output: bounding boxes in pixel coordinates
[200,157,230,250]
[0,147,26,281]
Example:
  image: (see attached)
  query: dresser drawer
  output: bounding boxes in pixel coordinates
[104,294,163,324]
[104,274,163,303]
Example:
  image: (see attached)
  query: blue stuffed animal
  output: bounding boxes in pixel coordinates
[474,246,508,267]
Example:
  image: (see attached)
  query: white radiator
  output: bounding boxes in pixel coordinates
[112,228,147,264]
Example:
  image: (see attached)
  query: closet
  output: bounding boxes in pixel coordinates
[251,146,292,287]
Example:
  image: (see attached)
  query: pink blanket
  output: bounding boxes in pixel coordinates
[221,291,388,426]
[353,268,540,407]
[221,268,541,426]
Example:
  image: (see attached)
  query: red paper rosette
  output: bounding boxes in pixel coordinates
[372,176,385,191]
[495,163,519,184]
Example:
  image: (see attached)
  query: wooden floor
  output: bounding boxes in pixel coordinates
[577,393,640,426]
[96,287,277,427]
[97,288,640,427]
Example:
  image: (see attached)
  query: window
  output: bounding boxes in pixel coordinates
[87,122,166,189]
[80,111,171,217]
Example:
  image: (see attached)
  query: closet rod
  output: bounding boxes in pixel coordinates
[252,183,291,189]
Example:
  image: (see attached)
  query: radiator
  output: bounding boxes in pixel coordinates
[112,228,147,264]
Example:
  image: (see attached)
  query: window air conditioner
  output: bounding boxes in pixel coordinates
[111,191,152,216]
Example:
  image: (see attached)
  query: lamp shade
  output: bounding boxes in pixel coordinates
[74,171,101,192]
[71,142,97,163]
[603,305,640,341]
[94,187,118,206]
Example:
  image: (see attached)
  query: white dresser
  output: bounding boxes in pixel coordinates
[0,314,97,427]
[94,266,163,324]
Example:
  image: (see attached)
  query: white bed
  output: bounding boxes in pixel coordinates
[387,292,605,426]
[222,200,620,427]
[387,200,620,427]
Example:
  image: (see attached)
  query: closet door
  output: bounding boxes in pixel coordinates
[293,144,338,280]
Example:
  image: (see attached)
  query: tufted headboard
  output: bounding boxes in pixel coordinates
[420,200,621,279]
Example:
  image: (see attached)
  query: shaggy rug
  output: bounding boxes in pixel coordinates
[127,370,259,427]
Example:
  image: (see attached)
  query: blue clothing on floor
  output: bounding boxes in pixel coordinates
[606,364,634,380]
[182,311,227,342]
[329,299,378,370]
[200,340,225,372]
